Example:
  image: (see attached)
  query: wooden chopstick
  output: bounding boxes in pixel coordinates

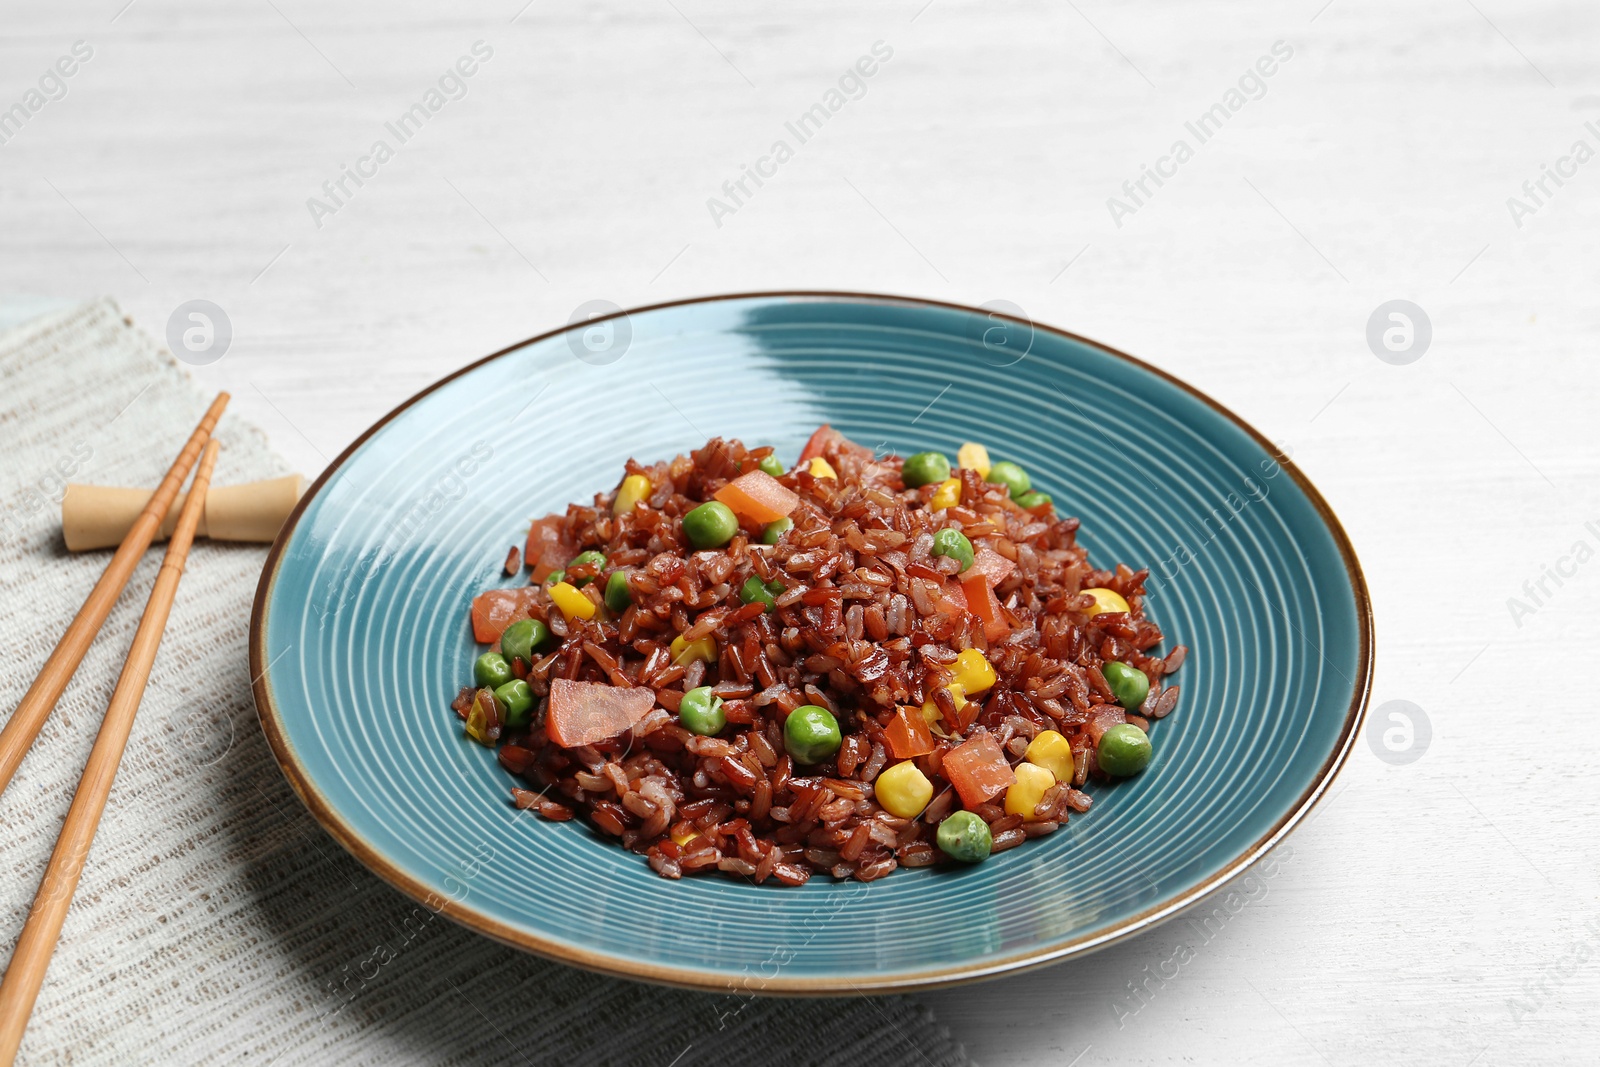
[0,440,221,1065]
[0,393,228,800]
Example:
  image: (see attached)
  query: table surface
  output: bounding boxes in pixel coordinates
[5,1,1599,1063]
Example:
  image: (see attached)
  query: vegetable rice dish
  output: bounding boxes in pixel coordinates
[453,427,1186,885]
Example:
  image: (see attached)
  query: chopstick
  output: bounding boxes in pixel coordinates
[0,440,221,1065]
[0,393,228,800]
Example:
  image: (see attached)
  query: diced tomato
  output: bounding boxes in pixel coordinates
[524,517,569,581]
[1086,704,1127,744]
[960,573,1010,642]
[798,425,836,464]
[470,587,537,643]
[933,577,968,617]
[885,705,936,758]
[942,732,1016,808]
[798,424,875,468]
[545,679,657,748]
[969,545,1016,588]
[713,470,799,524]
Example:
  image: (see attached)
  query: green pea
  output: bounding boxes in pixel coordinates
[567,550,606,586]
[500,618,553,665]
[1102,661,1150,711]
[545,570,565,585]
[1098,723,1152,776]
[783,705,841,765]
[902,451,952,489]
[762,517,793,545]
[678,685,727,736]
[757,454,786,478]
[985,461,1031,498]
[931,528,974,571]
[603,569,633,613]
[739,575,786,612]
[494,679,534,728]
[474,652,512,689]
[1013,490,1052,511]
[936,811,992,863]
[683,500,739,549]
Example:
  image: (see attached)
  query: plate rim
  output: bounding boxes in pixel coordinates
[249,289,1373,995]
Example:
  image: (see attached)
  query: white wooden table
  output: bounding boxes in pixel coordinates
[5,0,1598,1062]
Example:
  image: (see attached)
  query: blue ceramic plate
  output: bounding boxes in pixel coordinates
[251,293,1370,993]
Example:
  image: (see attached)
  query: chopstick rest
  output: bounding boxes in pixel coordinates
[0,393,228,800]
[61,475,303,551]
[0,441,221,1065]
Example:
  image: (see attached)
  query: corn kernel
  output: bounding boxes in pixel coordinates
[1005,761,1055,820]
[464,695,494,745]
[549,580,596,620]
[875,760,934,818]
[922,683,967,727]
[671,827,700,847]
[808,456,838,480]
[929,477,962,510]
[670,633,716,666]
[1025,729,1075,784]
[957,442,991,478]
[613,473,652,516]
[952,648,997,695]
[1082,587,1130,616]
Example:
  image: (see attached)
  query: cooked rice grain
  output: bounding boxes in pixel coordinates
[467,430,1186,884]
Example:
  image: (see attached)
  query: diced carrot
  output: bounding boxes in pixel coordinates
[942,732,1016,808]
[470,587,537,643]
[960,573,1010,642]
[885,705,936,758]
[713,470,799,524]
[524,517,569,581]
[969,544,1016,588]
[545,679,657,748]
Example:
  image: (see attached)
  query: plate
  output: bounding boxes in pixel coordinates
[250,292,1371,993]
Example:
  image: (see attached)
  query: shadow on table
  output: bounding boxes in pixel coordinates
[224,721,965,1067]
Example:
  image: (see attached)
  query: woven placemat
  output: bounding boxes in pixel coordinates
[0,300,969,1067]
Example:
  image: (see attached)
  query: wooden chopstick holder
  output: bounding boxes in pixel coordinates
[61,475,303,551]
[0,440,221,1065]
[0,393,228,800]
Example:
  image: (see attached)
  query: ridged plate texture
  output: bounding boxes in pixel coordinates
[251,293,1371,993]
